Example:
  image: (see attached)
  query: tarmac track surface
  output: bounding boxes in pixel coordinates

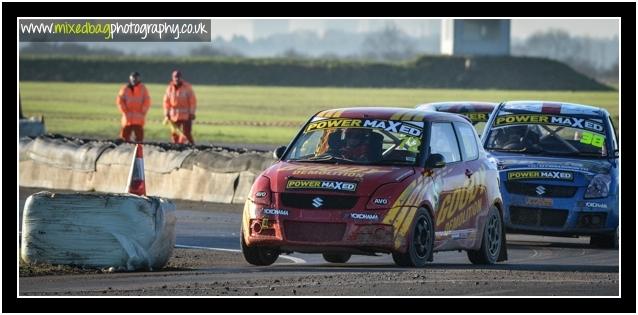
[18,188,619,296]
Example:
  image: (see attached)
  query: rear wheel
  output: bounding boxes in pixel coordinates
[240,231,279,266]
[468,206,503,265]
[392,208,434,267]
[322,253,351,263]
[590,227,618,249]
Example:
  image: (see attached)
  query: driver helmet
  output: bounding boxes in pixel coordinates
[493,125,527,146]
[344,128,370,147]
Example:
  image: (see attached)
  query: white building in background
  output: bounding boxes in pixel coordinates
[441,19,510,56]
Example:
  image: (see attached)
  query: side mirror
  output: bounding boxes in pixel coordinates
[614,149,619,158]
[273,146,287,160]
[425,153,446,168]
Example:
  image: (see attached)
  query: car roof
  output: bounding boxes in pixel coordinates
[315,107,469,123]
[416,101,497,113]
[499,101,608,117]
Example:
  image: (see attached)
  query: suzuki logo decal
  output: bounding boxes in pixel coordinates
[535,186,546,196]
[312,197,324,208]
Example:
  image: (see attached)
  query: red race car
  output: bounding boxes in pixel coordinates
[241,107,507,267]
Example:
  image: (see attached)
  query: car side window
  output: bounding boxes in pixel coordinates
[430,122,461,163]
[456,122,479,160]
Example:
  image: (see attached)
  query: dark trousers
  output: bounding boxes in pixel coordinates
[120,125,144,143]
[171,120,195,144]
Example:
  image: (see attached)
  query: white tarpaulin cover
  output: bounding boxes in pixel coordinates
[20,192,176,271]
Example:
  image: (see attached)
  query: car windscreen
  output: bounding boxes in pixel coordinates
[466,112,491,135]
[285,117,425,166]
[485,111,608,157]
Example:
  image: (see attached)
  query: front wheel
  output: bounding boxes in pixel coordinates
[590,227,618,249]
[392,208,434,267]
[240,231,279,266]
[468,206,503,265]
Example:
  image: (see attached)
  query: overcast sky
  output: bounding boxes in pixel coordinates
[209,18,619,41]
[511,19,618,39]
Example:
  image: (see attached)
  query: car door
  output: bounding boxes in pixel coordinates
[452,121,489,249]
[429,122,467,249]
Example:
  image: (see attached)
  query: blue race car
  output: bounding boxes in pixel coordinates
[481,101,619,248]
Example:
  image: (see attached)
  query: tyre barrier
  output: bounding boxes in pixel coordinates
[20,191,176,271]
[19,135,276,203]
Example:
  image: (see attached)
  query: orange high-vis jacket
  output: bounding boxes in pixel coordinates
[116,83,151,126]
[163,81,196,122]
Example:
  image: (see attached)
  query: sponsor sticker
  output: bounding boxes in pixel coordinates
[585,202,608,209]
[255,191,267,198]
[399,136,422,153]
[373,198,389,205]
[494,114,604,134]
[263,208,289,216]
[286,179,357,192]
[278,164,393,179]
[350,213,379,220]
[525,197,554,207]
[465,112,489,122]
[507,170,574,181]
[305,118,423,137]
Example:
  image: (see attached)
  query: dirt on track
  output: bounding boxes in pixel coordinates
[19,242,618,296]
[20,255,618,296]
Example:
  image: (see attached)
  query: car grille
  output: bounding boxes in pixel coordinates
[510,206,568,228]
[505,182,578,198]
[284,221,347,242]
[280,193,358,210]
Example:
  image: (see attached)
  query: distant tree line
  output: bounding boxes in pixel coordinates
[20,42,124,56]
[19,54,611,91]
[512,30,619,83]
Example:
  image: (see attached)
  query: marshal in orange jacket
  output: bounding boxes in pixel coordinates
[116,83,151,126]
[163,81,196,122]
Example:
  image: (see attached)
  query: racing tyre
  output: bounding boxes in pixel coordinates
[590,228,618,249]
[240,231,279,266]
[392,208,434,267]
[468,206,503,265]
[322,253,351,263]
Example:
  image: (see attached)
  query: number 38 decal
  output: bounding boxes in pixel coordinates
[580,131,605,148]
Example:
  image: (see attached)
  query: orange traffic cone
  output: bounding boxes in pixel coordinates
[126,144,146,196]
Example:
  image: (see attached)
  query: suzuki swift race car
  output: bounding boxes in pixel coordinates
[482,101,619,248]
[241,107,507,266]
[416,102,497,135]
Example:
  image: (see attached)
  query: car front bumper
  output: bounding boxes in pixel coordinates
[502,193,618,237]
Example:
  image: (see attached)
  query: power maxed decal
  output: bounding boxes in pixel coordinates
[494,114,604,134]
[286,179,358,192]
[465,112,489,122]
[507,170,574,181]
[305,118,423,136]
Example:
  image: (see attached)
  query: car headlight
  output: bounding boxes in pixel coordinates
[584,174,611,199]
[249,175,272,206]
